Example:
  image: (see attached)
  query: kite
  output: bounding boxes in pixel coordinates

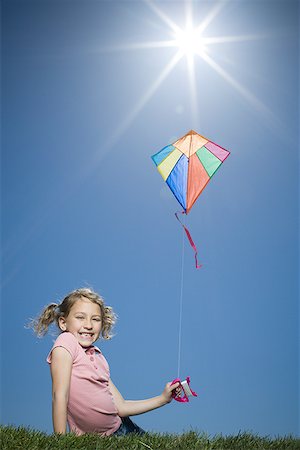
[151,129,230,267]
[151,130,230,399]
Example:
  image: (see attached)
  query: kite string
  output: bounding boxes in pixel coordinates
[177,133,192,378]
[177,216,185,379]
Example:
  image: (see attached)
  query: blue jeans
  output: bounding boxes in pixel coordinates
[113,417,146,436]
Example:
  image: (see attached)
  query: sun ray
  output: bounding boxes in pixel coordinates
[203,33,272,45]
[199,51,276,123]
[184,0,194,28]
[145,0,181,35]
[186,54,199,127]
[94,40,177,53]
[95,50,184,157]
[196,0,228,34]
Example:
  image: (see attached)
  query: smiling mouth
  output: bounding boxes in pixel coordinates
[79,332,94,338]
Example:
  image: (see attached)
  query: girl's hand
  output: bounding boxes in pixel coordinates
[161,382,181,404]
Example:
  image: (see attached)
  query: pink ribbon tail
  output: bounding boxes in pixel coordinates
[175,211,202,269]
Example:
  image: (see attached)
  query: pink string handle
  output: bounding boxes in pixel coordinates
[175,211,202,269]
[171,376,198,403]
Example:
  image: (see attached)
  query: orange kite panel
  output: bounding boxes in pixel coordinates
[173,130,208,157]
[186,153,210,213]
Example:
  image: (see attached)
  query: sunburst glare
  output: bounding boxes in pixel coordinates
[94,0,274,155]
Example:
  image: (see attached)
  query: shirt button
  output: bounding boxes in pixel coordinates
[90,357,94,361]
[94,366,98,369]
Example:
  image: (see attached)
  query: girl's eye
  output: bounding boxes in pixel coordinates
[76,316,84,320]
[93,318,101,322]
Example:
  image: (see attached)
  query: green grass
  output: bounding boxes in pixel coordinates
[1,425,299,450]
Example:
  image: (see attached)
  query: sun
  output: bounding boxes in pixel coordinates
[174,25,206,59]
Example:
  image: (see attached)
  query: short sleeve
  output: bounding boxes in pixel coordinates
[47,332,79,363]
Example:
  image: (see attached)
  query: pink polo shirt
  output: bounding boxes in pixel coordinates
[47,332,121,436]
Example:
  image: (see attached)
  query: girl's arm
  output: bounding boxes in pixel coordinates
[50,347,72,434]
[109,379,179,417]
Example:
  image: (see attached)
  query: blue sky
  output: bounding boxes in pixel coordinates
[1,0,299,438]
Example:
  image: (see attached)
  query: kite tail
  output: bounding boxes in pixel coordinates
[175,211,202,269]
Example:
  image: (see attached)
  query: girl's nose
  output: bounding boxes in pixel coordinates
[84,320,93,329]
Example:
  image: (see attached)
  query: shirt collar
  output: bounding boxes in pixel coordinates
[85,345,101,355]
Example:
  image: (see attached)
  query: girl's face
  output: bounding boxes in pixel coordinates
[58,298,102,347]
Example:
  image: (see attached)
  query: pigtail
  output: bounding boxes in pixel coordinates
[101,305,117,340]
[29,303,59,337]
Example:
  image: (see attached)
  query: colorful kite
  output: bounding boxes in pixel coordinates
[151,129,230,267]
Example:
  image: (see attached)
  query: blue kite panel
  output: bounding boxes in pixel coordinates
[166,154,188,211]
[151,145,175,166]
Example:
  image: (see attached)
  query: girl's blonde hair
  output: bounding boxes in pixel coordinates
[30,288,116,340]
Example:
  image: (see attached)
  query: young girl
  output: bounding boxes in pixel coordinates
[32,288,179,436]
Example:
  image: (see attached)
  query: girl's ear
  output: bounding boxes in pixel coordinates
[58,316,67,331]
